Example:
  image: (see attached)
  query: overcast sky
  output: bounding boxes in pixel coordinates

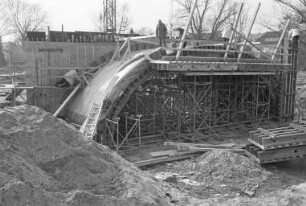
[23,0,279,33]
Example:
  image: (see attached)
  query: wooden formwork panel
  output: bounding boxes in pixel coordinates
[245,144,306,164]
[248,123,306,150]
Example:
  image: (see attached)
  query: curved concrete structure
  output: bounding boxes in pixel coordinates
[65,49,155,125]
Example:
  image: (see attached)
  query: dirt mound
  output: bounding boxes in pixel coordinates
[151,150,271,199]
[0,106,174,206]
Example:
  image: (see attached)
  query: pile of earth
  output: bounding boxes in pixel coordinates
[150,150,271,199]
[0,105,187,206]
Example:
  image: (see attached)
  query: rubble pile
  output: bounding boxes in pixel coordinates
[152,150,271,199]
[0,106,175,206]
[194,150,271,183]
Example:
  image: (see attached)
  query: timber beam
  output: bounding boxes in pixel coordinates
[151,62,291,73]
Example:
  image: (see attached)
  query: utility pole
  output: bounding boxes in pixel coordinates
[169,0,174,38]
[103,0,117,33]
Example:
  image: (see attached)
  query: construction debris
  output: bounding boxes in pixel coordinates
[134,141,245,168]
[134,151,202,168]
[149,150,272,200]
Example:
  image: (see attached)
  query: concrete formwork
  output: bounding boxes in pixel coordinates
[9,35,297,151]
[61,40,297,151]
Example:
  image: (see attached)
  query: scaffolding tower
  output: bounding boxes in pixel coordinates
[103,0,117,33]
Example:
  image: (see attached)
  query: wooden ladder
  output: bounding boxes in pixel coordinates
[81,103,103,139]
[118,17,128,34]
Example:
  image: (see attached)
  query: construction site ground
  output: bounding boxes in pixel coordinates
[0,70,306,205]
[119,127,306,205]
[0,105,305,205]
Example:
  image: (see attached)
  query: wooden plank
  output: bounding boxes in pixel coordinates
[245,144,306,164]
[164,141,236,149]
[268,126,293,132]
[160,63,290,72]
[252,130,304,143]
[187,147,245,154]
[261,133,306,147]
[150,149,211,157]
[257,128,276,138]
[257,145,306,163]
[247,138,265,150]
[183,72,275,76]
[134,152,202,167]
[244,149,262,163]
[290,123,306,132]
[150,150,178,157]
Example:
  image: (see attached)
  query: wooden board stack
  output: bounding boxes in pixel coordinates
[245,123,306,164]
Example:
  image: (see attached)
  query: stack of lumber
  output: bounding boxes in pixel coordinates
[245,123,306,164]
[134,141,244,168]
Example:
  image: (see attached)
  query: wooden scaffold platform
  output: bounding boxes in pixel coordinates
[245,123,306,164]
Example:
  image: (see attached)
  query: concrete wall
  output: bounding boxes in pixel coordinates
[23,41,117,67]
[27,87,72,114]
[22,41,117,114]
[23,41,117,86]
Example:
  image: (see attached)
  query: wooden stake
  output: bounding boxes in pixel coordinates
[175,0,198,61]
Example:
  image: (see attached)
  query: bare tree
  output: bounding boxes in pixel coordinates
[0,3,11,37]
[227,4,251,40]
[174,0,211,39]
[174,0,238,39]
[0,0,47,44]
[135,27,154,35]
[274,0,306,23]
[259,1,305,31]
[209,0,237,39]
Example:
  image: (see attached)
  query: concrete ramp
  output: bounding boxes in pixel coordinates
[65,50,154,125]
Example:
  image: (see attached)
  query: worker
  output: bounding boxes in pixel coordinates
[156,19,168,47]
[175,28,187,48]
[129,28,134,36]
[288,28,300,50]
[55,69,81,87]
[222,23,233,43]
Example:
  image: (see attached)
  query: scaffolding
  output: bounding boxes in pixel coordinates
[103,0,117,33]
[96,32,297,151]
[1,22,298,153]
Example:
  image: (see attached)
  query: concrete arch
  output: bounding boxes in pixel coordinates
[65,49,157,126]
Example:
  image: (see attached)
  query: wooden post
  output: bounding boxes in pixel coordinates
[175,0,198,61]
[237,3,261,62]
[271,19,290,61]
[232,27,271,59]
[47,26,50,42]
[116,118,120,152]
[53,83,82,117]
[127,37,131,54]
[224,3,244,60]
